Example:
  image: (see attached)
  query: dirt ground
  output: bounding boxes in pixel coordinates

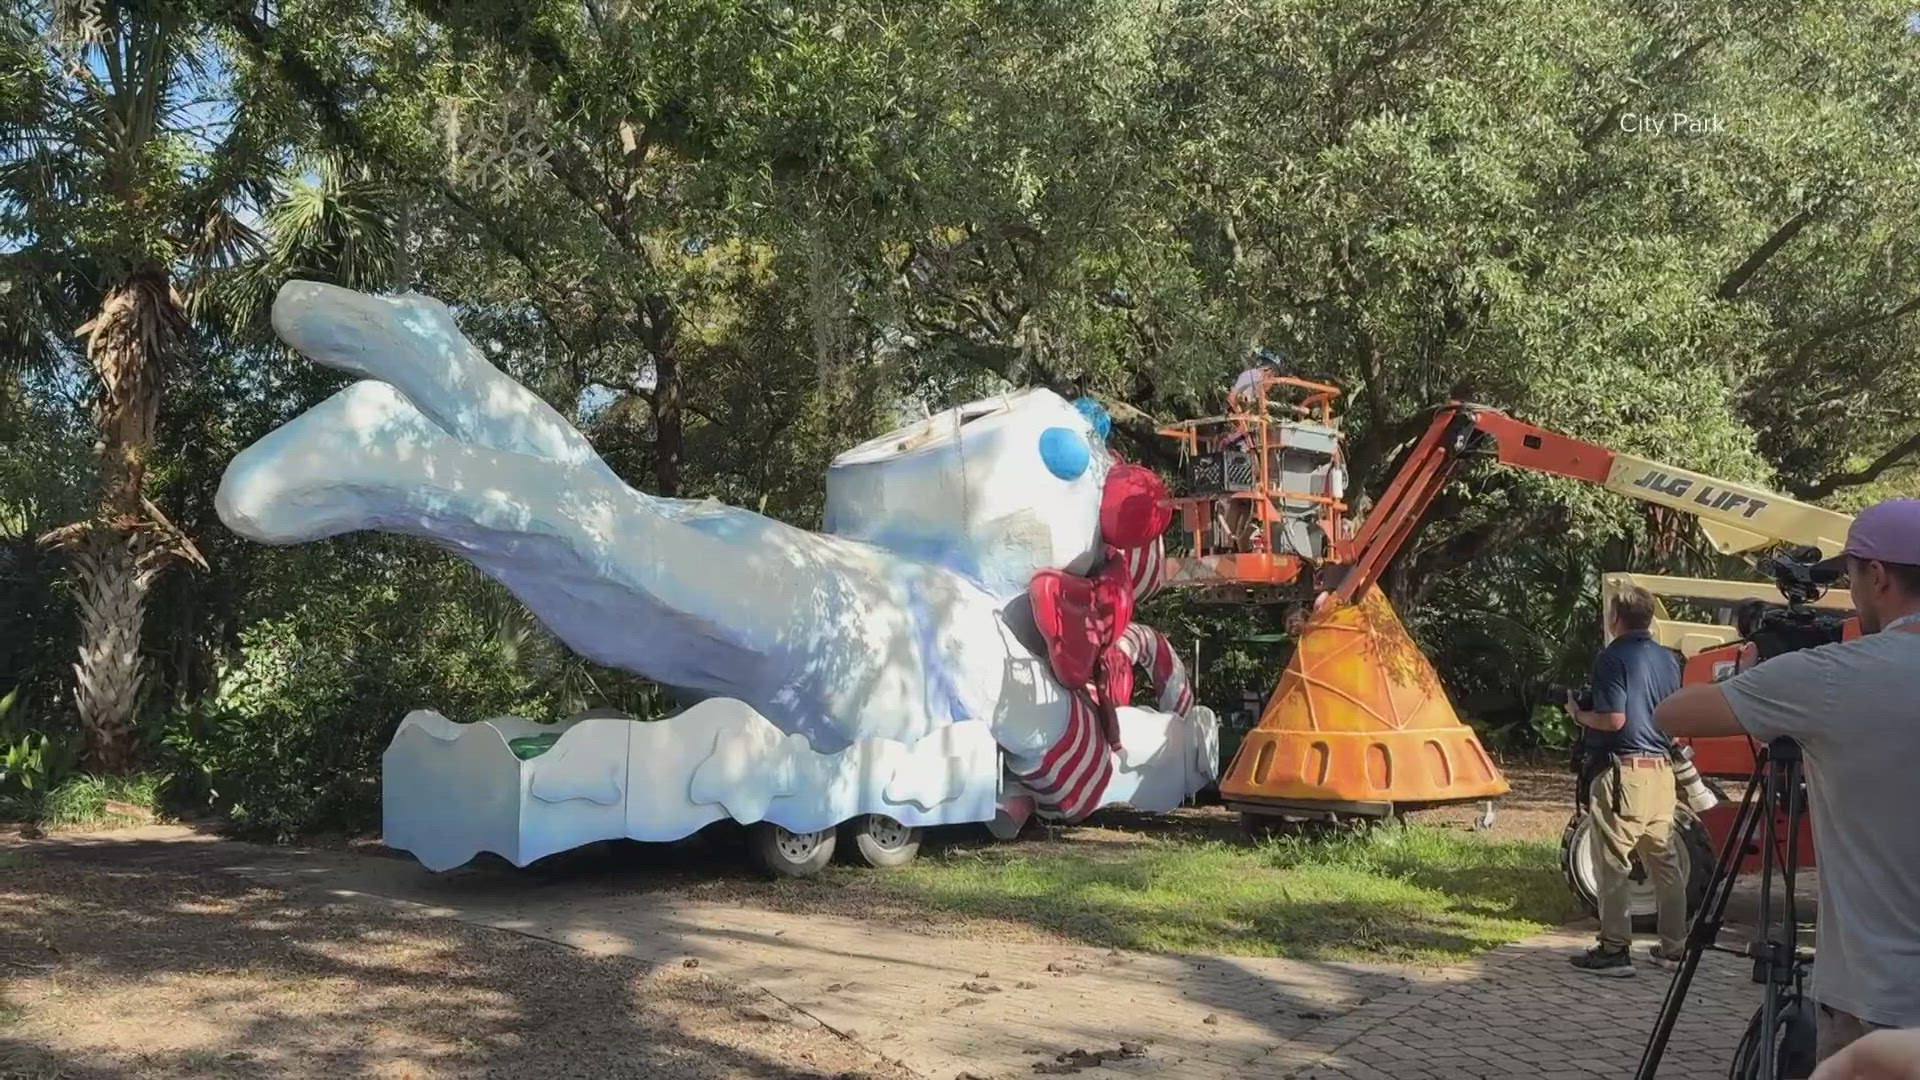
[0,846,912,1080]
[1404,761,1573,841]
[0,765,1579,1078]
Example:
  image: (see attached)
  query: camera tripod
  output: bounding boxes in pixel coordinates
[1636,736,1815,1080]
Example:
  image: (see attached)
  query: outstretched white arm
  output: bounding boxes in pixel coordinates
[217,283,1074,755]
[270,281,609,474]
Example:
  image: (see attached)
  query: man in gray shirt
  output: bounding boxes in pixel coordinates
[1656,498,1920,1064]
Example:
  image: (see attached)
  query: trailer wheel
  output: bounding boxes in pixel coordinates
[1559,794,1717,931]
[750,823,837,878]
[844,814,922,868]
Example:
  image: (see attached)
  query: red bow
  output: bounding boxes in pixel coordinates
[1029,547,1135,747]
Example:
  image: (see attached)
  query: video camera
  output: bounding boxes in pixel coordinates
[1747,547,1848,661]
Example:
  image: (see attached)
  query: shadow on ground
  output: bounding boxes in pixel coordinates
[257,769,1581,968]
[0,844,906,1079]
[6,812,1785,1080]
[3,833,1425,1080]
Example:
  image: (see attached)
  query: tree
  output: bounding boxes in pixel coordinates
[3,0,1907,814]
[1111,0,1920,610]
[226,0,833,499]
[2,3,240,768]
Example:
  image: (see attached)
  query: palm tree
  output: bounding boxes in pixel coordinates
[2,1,271,771]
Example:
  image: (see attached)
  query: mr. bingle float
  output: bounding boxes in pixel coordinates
[216,282,1219,875]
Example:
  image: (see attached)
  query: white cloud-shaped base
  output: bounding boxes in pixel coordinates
[382,699,1001,871]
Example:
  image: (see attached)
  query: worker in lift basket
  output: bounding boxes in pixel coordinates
[1564,584,1689,977]
[1219,349,1287,551]
[1228,347,1287,416]
[1657,499,1920,1065]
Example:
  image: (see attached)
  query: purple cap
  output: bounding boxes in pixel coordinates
[1816,498,1920,575]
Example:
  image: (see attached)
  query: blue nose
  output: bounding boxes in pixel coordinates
[1039,426,1091,480]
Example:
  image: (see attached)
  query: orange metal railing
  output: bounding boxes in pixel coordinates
[1154,374,1349,592]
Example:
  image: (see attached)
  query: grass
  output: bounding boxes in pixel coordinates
[34,772,165,829]
[872,823,1580,963]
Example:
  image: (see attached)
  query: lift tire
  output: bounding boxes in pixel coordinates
[1559,790,1718,932]
[845,814,923,868]
[750,823,837,878]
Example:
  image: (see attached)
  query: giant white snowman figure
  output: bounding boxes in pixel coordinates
[218,282,1217,873]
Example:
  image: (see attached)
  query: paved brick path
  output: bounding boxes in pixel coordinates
[1282,927,1757,1079]
[16,828,1764,1078]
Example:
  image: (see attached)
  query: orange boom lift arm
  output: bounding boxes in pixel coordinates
[1325,406,1614,604]
[1328,404,1850,605]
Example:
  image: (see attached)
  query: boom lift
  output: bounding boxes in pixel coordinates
[1156,376,1854,826]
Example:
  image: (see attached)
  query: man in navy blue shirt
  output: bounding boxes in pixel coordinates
[1565,585,1685,976]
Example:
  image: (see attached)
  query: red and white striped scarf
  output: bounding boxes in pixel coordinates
[1010,692,1113,821]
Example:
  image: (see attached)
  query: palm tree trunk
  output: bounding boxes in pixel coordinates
[70,532,159,774]
[63,272,187,773]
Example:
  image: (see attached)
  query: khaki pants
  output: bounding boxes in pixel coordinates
[1816,1003,1890,1064]
[1588,760,1687,954]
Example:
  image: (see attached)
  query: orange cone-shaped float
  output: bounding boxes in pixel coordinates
[1220,590,1508,812]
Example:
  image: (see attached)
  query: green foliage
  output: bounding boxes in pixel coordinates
[1526,704,1582,753]
[0,379,90,719]
[38,771,164,828]
[3,0,1917,829]
[0,731,79,803]
[158,540,665,839]
[0,687,81,819]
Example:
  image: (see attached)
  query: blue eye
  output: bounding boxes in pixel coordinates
[1039,426,1091,480]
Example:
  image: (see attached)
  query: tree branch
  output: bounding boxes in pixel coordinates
[1393,501,1547,610]
[1791,293,1920,365]
[1716,200,1825,301]
[587,378,654,406]
[1331,1,1443,103]
[1577,34,1721,151]
[1794,429,1920,501]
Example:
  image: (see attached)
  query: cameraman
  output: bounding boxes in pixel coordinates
[1656,499,1920,1064]
[1566,585,1687,976]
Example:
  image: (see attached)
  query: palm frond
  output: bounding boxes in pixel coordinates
[186,203,264,270]
[261,152,399,287]
[0,247,99,377]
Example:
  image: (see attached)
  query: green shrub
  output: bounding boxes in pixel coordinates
[39,772,165,828]
[166,593,532,839]
[0,688,82,820]
[157,551,668,840]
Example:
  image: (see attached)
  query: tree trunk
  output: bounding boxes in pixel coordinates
[644,300,683,498]
[70,533,159,774]
[64,272,186,773]
[650,348,683,497]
